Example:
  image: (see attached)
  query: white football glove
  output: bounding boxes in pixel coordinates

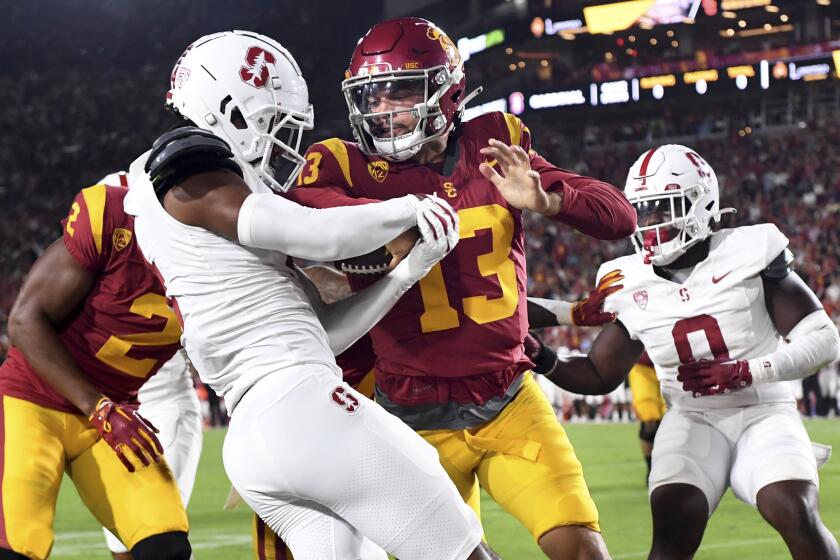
[394,195,459,283]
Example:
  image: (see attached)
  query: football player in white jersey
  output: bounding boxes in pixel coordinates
[531,144,840,559]
[122,31,492,560]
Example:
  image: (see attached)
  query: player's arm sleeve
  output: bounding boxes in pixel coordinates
[295,261,426,355]
[527,297,575,327]
[61,184,111,273]
[236,192,420,261]
[533,157,636,240]
[501,114,636,240]
[749,309,840,384]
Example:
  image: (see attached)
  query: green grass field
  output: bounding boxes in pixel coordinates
[51,420,840,559]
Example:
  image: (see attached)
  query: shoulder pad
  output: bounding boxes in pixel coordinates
[145,126,242,198]
[761,248,795,281]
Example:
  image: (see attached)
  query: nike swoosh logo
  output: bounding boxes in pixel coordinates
[712,271,732,284]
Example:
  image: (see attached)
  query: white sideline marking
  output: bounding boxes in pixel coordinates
[612,537,780,559]
[51,532,251,555]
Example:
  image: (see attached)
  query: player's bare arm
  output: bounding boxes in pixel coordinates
[8,238,104,416]
[163,169,250,239]
[540,321,644,395]
[300,265,352,304]
[763,264,824,335]
[8,238,165,471]
[478,139,563,216]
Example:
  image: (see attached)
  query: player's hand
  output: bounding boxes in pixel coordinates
[677,359,753,397]
[524,331,559,375]
[384,227,420,271]
[572,270,624,326]
[89,397,163,472]
[478,139,556,215]
[397,195,459,282]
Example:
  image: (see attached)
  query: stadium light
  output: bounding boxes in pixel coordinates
[508,92,526,115]
[652,84,665,99]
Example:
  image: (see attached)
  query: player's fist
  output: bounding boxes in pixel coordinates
[89,397,163,472]
[524,331,559,375]
[572,270,624,326]
[677,359,753,397]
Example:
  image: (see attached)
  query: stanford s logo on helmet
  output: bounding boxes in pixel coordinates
[342,17,481,162]
[239,46,277,89]
[625,144,735,266]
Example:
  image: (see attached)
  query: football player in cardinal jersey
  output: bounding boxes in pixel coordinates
[2,177,191,559]
[285,17,636,559]
[536,144,840,559]
[124,31,494,560]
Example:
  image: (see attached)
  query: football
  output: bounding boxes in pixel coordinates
[334,247,393,275]
[335,226,421,275]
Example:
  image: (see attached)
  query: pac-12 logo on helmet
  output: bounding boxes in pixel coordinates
[239,46,277,89]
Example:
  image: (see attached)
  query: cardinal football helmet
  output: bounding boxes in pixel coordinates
[342,17,477,162]
[166,30,314,192]
[625,144,733,265]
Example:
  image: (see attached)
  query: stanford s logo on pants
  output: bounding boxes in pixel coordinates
[330,386,360,414]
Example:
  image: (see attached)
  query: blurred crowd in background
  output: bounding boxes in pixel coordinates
[1,0,838,424]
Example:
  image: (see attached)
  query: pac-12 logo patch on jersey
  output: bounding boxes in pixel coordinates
[112,228,132,251]
[633,290,649,310]
[367,160,389,183]
[239,46,276,89]
[330,386,361,414]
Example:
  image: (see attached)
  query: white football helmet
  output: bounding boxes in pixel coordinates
[625,144,733,266]
[166,30,314,192]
